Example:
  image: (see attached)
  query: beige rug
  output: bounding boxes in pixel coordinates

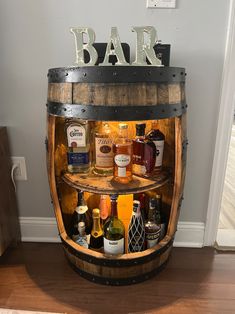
[0,309,64,314]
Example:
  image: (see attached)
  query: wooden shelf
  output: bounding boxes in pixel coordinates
[62,168,171,195]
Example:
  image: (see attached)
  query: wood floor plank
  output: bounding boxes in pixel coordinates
[0,243,235,314]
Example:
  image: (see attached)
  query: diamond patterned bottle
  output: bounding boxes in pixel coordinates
[128,200,145,252]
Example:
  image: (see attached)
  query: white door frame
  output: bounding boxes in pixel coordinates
[204,0,235,246]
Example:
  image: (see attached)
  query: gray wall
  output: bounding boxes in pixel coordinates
[0,0,230,221]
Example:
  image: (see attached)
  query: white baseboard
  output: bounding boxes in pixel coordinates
[19,217,205,248]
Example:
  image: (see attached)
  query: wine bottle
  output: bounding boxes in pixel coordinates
[71,191,92,240]
[89,208,103,252]
[128,200,145,252]
[132,123,156,177]
[144,198,161,249]
[154,194,166,240]
[103,194,125,256]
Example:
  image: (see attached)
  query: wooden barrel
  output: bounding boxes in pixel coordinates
[46,66,187,285]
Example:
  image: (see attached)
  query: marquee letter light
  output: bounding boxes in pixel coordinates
[101,27,129,66]
[70,27,98,66]
[132,26,162,66]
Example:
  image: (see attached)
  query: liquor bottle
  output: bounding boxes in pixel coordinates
[99,194,109,227]
[71,191,92,240]
[113,123,133,184]
[93,122,114,176]
[144,198,161,249]
[65,118,90,173]
[128,200,145,252]
[103,194,125,256]
[132,123,156,177]
[89,208,103,251]
[75,222,89,249]
[146,121,165,171]
[154,194,166,240]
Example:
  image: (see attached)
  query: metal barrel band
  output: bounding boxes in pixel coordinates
[47,102,187,121]
[48,66,186,83]
[67,257,169,286]
[61,236,173,267]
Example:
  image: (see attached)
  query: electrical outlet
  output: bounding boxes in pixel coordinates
[11,157,27,180]
[147,0,176,9]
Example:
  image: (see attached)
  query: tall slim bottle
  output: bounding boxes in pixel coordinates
[103,194,125,256]
[113,123,133,184]
[89,208,103,252]
[144,198,161,249]
[99,194,109,227]
[65,118,90,173]
[128,200,145,252]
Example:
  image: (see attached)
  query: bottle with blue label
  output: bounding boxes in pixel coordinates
[65,118,90,173]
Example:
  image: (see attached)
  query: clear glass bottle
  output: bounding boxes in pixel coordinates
[71,191,92,240]
[75,222,88,249]
[89,208,103,252]
[144,198,161,249]
[65,118,90,173]
[93,122,114,176]
[146,121,165,171]
[132,123,156,177]
[103,194,125,256]
[113,123,133,184]
[128,200,145,252]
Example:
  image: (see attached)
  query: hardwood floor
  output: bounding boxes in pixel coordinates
[0,243,235,314]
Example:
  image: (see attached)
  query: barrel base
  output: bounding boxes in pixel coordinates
[62,243,172,286]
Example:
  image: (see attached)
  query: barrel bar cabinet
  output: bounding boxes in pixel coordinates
[46,66,187,285]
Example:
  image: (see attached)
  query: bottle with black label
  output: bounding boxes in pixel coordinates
[103,194,125,256]
[144,198,161,249]
[89,208,103,252]
[128,200,145,252]
[65,118,90,173]
[146,121,165,171]
[154,194,166,241]
[132,123,156,177]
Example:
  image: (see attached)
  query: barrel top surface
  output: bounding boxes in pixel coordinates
[47,66,186,84]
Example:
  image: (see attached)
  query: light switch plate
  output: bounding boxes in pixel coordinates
[147,0,176,9]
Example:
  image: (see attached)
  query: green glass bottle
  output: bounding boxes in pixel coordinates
[103,194,125,256]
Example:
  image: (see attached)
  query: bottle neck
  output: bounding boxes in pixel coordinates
[118,128,128,138]
[77,192,85,206]
[111,200,118,218]
[92,217,102,232]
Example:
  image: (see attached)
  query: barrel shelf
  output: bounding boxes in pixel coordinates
[62,168,171,195]
[47,65,187,285]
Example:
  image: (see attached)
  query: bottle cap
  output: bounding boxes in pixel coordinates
[110,194,118,201]
[149,198,156,208]
[133,200,140,212]
[92,208,100,218]
[156,194,162,199]
[119,123,128,129]
[136,123,146,136]
[136,123,146,130]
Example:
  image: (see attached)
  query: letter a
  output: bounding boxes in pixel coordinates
[70,27,98,66]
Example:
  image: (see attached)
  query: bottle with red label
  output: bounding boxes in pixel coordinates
[65,118,90,173]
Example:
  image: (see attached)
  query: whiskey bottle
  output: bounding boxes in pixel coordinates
[99,194,109,227]
[89,208,103,251]
[103,194,125,256]
[71,191,92,240]
[146,121,165,171]
[93,122,114,176]
[65,118,90,173]
[132,123,156,177]
[113,123,133,184]
[144,198,161,249]
[75,222,88,249]
[128,200,145,252]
